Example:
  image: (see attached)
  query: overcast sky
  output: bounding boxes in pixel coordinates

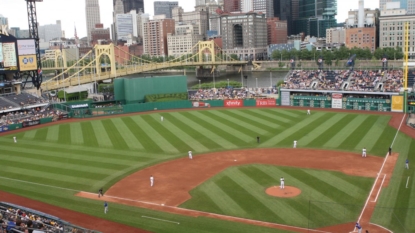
[0,0,379,38]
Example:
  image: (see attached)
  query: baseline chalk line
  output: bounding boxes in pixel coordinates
[142,215,180,224]
[406,176,410,189]
[371,174,386,202]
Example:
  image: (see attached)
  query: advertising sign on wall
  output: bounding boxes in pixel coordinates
[1,42,17,70]
[331,93,343,109]
[0,125,9,133]
[281,92,290,106]
[17,39,36,55]
[192,102,210,108]
[19,54,37,71]
[224,99,244,108]
[391,95,404,112]
[256,99,276,107]
[22,120,41,128]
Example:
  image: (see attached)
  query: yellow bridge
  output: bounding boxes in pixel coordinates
[41,41,259,91]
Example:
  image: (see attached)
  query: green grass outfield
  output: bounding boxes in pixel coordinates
[0,108,413,232]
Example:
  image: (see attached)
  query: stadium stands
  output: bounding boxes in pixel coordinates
[188,87,277,100]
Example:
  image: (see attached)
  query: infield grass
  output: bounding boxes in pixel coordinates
[0,108,413,232]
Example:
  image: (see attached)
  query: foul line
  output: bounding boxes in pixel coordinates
[406,176,410,189]
[369,223,393,233]
[371,174,386,202]
[354,113,406,232]
[0,176,80,193]
[141,216,180,224]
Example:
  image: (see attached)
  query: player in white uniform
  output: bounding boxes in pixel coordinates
[188,151,193,159]
[362,148,367,157]
[13,137,17,143]
[280,177,285,189]
[293,140,297,148]
[307,109,310,115]
[161,116,164,122]
[150,175,154,187]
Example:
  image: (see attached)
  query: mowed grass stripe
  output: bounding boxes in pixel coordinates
[45,125,59,142]
[226,168,306,224]
[354,116,389,151]
[163,113,223,150]
[80,122,99,147]
[371,126,395,156]
[57,124,71,144]
[245,109,290,125]
[308,114,357,148]
[248,109,297,126]
[0,138,156,160]
[261,111,325,147]
[323,115,370,148]
[226,110,281,129]
[299,114,347,146]
[199,181,247,216]
[0,146,132,168]
[34,127,48,141]
[142,115,187,152]
[220,110,278,132]
[259,109,300,122]
[267,109,304,118]
[111,118,144,150]
[181,111,244,147]
[132,116,179,153]
[70,122,84,144]
[90,120,113,148]
[170,112,237,150]
[0,152,109,179]
[0,153,117,175]
[207,110,268,135]
[120,117,163,153]
[101,119,129,150]
[188,111,253,143]
[215,175,283,222]
[149,114,209,152]
[23,129,36,139]
[338,115,379,151]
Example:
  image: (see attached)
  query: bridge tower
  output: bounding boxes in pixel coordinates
[198,40,216,62]
[94,44,116,76]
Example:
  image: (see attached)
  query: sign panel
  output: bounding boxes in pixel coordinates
[17,39,36,55]
[192,102,210,108]
[22,120,41,128]
[281,91,290,106]
[331,93,343,109]
[256,99,276,107]
[391,96,404,112]
[2,42,17,69]
[19,55,37,71]
[0,43,3,64]
[0,125,9,133]
[224,99,244,108]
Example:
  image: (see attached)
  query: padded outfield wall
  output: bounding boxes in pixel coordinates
[114,76,188,103]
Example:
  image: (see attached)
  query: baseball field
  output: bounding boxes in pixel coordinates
[0,108,414,233]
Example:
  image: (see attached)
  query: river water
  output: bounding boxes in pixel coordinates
[123,71,288,89]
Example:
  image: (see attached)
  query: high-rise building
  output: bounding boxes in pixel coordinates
[273,0,294,35]
[253,0,274,18]
[172,7,208,36]
[167,23,204,57]
[154,1,179,18]
[223,0,241,12]
[380,0,409,11]
[85,0,101,45]
[91,23,111,46]
[293,0,337,37]
[267,17,287,44]
[142,16,175,56]
[122,0,145,13]
[326,27,345,44]
[220,12,268,60]
[39,20,63,42]
[0,14,8,28]
[241,0,253,12]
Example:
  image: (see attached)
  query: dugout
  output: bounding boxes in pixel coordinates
[114,76,187,104]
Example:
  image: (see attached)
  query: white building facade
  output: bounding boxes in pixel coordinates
[85,0,101,45]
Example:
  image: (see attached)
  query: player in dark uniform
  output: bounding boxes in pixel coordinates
[98,188,103,198]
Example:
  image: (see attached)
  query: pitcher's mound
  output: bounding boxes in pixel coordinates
[266,186,301,198]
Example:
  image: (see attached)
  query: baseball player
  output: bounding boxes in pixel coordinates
[355,222,362,233]
[13,137,17,143]
[280,177,285,189]
[161,116,164,122]
[188,151,193,159]
[257,136,260,143]
[362,148,367,158]
[293,140,297,148]
[307,109,311,115]
[98,188,103,198]
[406,159,409,169]
[104,201,108,214]
[150,175,154,187]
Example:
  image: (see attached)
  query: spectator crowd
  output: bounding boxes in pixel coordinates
[188,87,278,101]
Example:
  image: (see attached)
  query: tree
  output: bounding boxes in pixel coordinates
[271,50,282,61]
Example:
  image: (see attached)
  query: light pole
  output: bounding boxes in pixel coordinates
[227,79,229,87]
[256,78,258,89]
[270,72,272,87]
[213,66,216,89]
[240,65,243,87]
[199,79,201,89]
[61,55,66,102]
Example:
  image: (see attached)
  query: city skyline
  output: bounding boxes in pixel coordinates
[0,0,378,39]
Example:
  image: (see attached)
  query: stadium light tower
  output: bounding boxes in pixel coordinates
[25,0,43,90]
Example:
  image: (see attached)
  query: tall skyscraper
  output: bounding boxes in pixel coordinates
[253,0,274,18]
[85,0,101,45]
[123,0,145,13]
[241,0,253,12]
[379,0,408,10]
[154,1,178,18]
[223,0,241,12]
